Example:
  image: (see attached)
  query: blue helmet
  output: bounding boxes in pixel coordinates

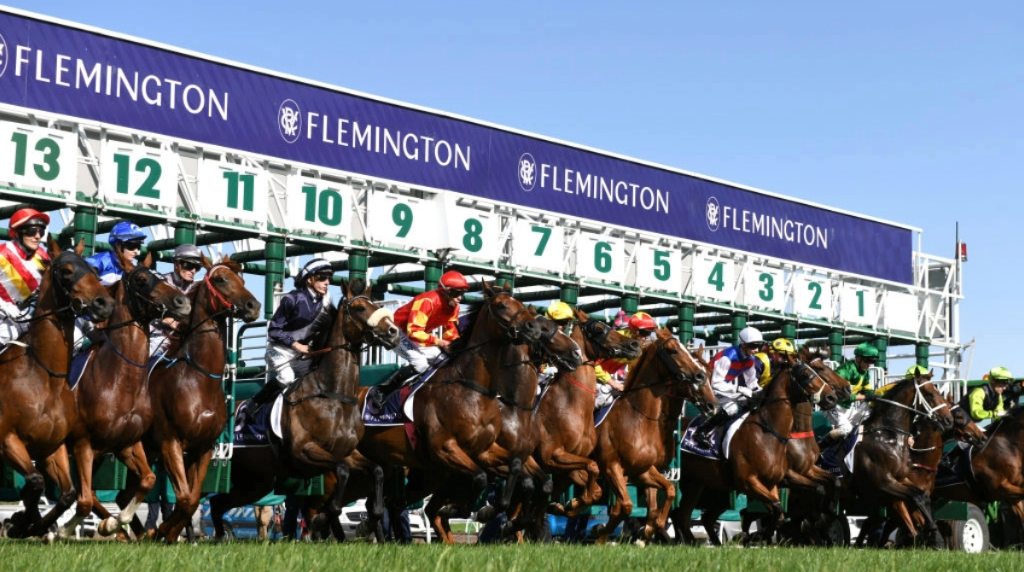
[108,222,146,245]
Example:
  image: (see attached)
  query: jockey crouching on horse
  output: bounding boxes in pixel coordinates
[693,326,765,448]
[149,244,203,357]
[251,258,335,409]
[75,221,147,352]
[593,312,655,409]
[960,366,1014,428]
[537,301,576,391]
[370,270,468,409]
[753,338,797,389]
[818,342,878,448]
[0,208,51,346]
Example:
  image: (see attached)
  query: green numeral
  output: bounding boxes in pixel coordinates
[855,290,865,317]
[300,184,343,226]
[392,203,413,238]
[463,218,483,252]
[708,262,725,292]
[531,225,551,256]
[223,172,255,211]
[113,153,161,199]
[653,251,671,281]
[10,133,61,181]
[758,272,774,302]
[594,242,612,273]
[808,282,823,310]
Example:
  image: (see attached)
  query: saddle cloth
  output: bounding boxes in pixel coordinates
[679,413,749,460]
[816,426,861,477]
[594,398,618,428]
[69,348,94,390]
[934,445,976,490]
[362,368,437,426]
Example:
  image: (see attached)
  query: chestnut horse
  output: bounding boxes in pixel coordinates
[145,257,260,542]
[357,284,545,543]
[848,371,954,548]
[590,329,717,544]
[0,238,113,538]
[208,278,400,541]
[670,356,839,545]
[62,253,191,537]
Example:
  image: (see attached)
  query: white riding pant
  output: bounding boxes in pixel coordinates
[823,402,870,436]
[594,383,615,409]
[266,343,312,385]
[394,334,443,374]
[0,316,27,346]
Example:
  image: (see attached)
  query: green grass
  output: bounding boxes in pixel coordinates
[0,542,1021,572]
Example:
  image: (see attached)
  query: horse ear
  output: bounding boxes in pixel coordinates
[482,281,494,299]
[502,282,511,292]
[72,237,84,256]
[201,252,212,270]
[349,277,366,297]
[142,251,154,269]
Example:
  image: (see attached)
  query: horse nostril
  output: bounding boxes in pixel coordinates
[629,340,640,351]
[94,297,111,309]
[174,295,188,308]
[694,372,707,384]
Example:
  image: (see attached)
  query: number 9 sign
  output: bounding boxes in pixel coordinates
[367,190,443,250]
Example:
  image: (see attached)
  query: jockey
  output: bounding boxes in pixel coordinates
[86,221,147,286]
[694,326,765,447]
[0,208,51,345]
[252,258,335,407]
[753,338,796,388]
[149,244,203,357]
[594,311,655,389]
[959,366,1013,426]
[370,270,468,408]
[538,301,575,388]
[819,342,879,447]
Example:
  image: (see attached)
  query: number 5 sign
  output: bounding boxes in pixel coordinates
[635,245,681,293]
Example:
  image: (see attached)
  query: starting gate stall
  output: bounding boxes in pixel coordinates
[0,6,971,540]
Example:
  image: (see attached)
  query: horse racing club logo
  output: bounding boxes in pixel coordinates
[517,153,537,192]
[278,99,301,144]
[0,32,9,79]
[706,197,721,232]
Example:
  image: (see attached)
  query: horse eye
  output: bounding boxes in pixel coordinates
[352,304,366,313]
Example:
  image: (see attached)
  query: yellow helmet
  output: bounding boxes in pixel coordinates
[905,364,929,379]
[771,338,796,355]
[989,366,1013,384]
[545,301,574,321]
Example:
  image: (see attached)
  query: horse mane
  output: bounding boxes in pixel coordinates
[216,257,244,274]
[798,340,830,362]
[448,299,485,354]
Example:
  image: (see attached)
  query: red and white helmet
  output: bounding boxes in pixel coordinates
[439,270,469,291]
[8,208,50,239]
[628,312,656,332]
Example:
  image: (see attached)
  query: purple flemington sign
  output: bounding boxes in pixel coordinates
[0,9,913,283]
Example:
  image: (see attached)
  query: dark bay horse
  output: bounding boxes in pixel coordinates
[0,238,113,538]
[848,371,954,547]
[208,278,400,541]
[590,329,716,544]
[145,257,260,542]
[357,284,544,544]
[670,356,839,545]
[62,252,191,537]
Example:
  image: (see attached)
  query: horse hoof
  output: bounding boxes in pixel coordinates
[476,505,498,524]
[592,523,606,538]
[545,502,565,516]
[542,479,554,495]
[42,531,56,544]
[99,517,120,536]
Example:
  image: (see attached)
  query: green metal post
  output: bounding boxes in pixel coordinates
[265,236,286,320]
[348,249,368,282]
[678,303,695,345]
[829,330,844,363]
[916,342,930,368]
[424,261,442,292]
[173,222,198,247]
[72,206,98,254]
[781,321,797,342]
[621,293,639,315]
[495,272,515,292]
[560,283,579,306]
[730,315,747,345]
[873,337,889,371]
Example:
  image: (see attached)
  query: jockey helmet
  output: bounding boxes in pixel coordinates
[295,258,332,286]
[738,326,764,346]
[546,301,574,322]
[108,221,146,245]
[613,310,628,329]
[439,270,469,292]
[989,366,1013,384]
[628,312,656,333]
[905,364,929,379]
[854,343,879,359]
[770,338,796,355]
[8,208,50,239]
[172,244,203,263]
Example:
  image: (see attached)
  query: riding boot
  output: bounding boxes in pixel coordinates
[370,364,417,409]
[816,428,845,450]
[250,378,286,412]
[694,409,730,448]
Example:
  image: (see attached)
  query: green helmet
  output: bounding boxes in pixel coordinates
[854,343,879,359]
[905,364,929,379]
[989,366,1013,383]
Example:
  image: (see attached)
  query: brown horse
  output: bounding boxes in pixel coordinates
[669,356,840,545]
[933,400,1024,540]
[848,371,954,548]
[145,257,260,542]
[208,278,400,541]
[0,238,113,538]
[62,252,191,537]
[590,329,717,544]
[357,284,545,543]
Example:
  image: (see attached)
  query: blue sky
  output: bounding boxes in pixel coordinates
[7,1,1022,379]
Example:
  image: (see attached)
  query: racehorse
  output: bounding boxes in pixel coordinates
[848,370,954,548]
[933,401,1024,542]
[145,257,260,543]
[0,238,113,538]
[669,355,840,546]
[62,252,191,537]
[589,329,717,544]
[356,284,546,544]
[208,278,400,541]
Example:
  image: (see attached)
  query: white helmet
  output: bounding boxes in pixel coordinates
[738,326,764,345]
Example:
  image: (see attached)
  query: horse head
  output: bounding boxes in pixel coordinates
[908,370,954,431]
[947,400,986,446]
[533,313,584,372]
[203,256,261,322]
[119,251,191,322]
[575,309,641,361]
[797,342,852,403]
[643,330,717,416]
[43,237,113,322]
[337,277,400,349]
[479,282,540,344]
[788,358,839,410]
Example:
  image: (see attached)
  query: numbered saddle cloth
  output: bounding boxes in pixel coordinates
[679,413,749,460]
[234,398,275,447]
[934,445,976,490]
[362,367,437,426]
[816,426,861,477]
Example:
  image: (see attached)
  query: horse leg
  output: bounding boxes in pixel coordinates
[100,443,157,536]
[634,466,675,543]
[322,461,353,542]
[424,492,455,544]
[33,446,78,538]
[593,462,631,545]
[434,438,490,510]
[669,481,703,545]
[62,440,96,538]
[546,449,602,517]
[159,443,210,543]
[739,477,783,544]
